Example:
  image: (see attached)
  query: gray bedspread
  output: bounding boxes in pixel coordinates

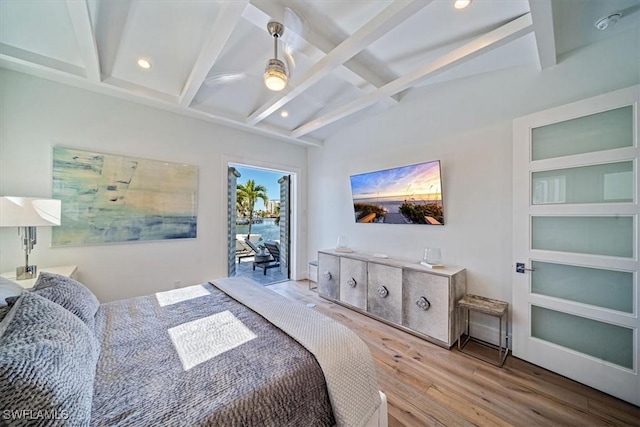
[91,283,334,426]
[213,277,382,427]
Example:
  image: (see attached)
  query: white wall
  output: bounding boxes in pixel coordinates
[0,69,308,302]
[307,29,640,337]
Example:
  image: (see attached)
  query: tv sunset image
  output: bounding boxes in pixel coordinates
[350,160,444,225]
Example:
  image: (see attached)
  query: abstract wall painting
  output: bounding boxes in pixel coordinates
[52,147,198,246]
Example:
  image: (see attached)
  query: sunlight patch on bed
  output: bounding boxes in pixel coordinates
[168,310,256,370]
[156,285,210,307]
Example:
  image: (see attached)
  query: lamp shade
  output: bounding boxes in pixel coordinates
[0,197,61,227]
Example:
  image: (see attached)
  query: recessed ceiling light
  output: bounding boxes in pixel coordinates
[280,111,289,118]
[453,0,472,9]
[137,58,152,69]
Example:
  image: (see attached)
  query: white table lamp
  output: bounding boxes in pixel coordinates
[0,197,61,280]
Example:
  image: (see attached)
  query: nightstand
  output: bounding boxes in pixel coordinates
[0,265,78,289]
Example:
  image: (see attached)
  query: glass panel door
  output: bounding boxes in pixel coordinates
[513,86,639,405]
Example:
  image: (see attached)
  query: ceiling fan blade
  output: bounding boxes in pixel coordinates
[279,7,305,78]
[204,72,248,86]
[282,7,305,54]
[283,50,295,76]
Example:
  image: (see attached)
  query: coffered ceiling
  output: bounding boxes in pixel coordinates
[1,0,638,146]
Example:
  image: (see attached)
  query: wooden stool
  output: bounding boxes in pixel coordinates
[458,294,509,367]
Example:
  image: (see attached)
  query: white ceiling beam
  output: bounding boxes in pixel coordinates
[528,0,557,69]
[243,2,398,106]
[246,0,430,126]
[102,77,179,105]
[93,0,132,79]
[292,13,535,138]
[179,1,249,107]
[66,0,101,82]
[0,43,85,77]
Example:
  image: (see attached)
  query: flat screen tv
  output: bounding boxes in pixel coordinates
[350,160,444,225]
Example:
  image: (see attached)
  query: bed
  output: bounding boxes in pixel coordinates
[0,274,387,427]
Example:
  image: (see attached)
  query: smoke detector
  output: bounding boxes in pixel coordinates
[595,13,622,30]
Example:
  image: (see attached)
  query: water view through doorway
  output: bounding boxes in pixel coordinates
[230,164,290,286]
[236,218,280,242]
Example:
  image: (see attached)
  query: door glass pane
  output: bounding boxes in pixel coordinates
[531,261,633,313]
[532,162,634,205]
[532,106,633,161]
[531,305,633,369]
[532,216,633,257]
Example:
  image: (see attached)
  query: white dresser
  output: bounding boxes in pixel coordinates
[318,250,466,348]
[1,265,78,289]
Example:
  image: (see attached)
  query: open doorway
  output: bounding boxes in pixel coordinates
[227,163,292,286]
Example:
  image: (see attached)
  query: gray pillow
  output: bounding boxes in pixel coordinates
[0,292,99,426]
[34,272,100,331]
[4,295,20,306]
[0,299,19,337]
[0,276,23,307]
[0,305,9,323]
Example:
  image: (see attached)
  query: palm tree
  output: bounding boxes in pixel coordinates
[237,179,268,239]
[274,204,281,226]
[236,193,250,220]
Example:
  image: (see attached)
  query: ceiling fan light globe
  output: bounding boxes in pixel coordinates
[264,59,288,91]
[265,72,287,91]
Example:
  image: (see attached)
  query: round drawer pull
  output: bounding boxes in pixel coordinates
[322,271,332,280]
[347,277,357,287]
[416,297,431,311]
[377,286,389,298]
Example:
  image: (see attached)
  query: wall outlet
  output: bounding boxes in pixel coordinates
[174,280,182,289]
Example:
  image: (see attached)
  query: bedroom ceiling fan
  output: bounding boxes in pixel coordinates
[203,8,303,91]
[263,21,287,91]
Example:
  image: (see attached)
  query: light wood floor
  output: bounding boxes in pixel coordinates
[268,280,640,427]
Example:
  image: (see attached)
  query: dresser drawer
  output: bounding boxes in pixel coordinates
[318,253,340,299]
[367,263,402,324]
[402,269,450,344]
[340,258,367,310]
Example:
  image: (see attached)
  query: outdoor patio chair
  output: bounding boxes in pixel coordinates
[236,239,255,262]
[253,240,280,275]
[244,239,271,271]
[244,239,263,255]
